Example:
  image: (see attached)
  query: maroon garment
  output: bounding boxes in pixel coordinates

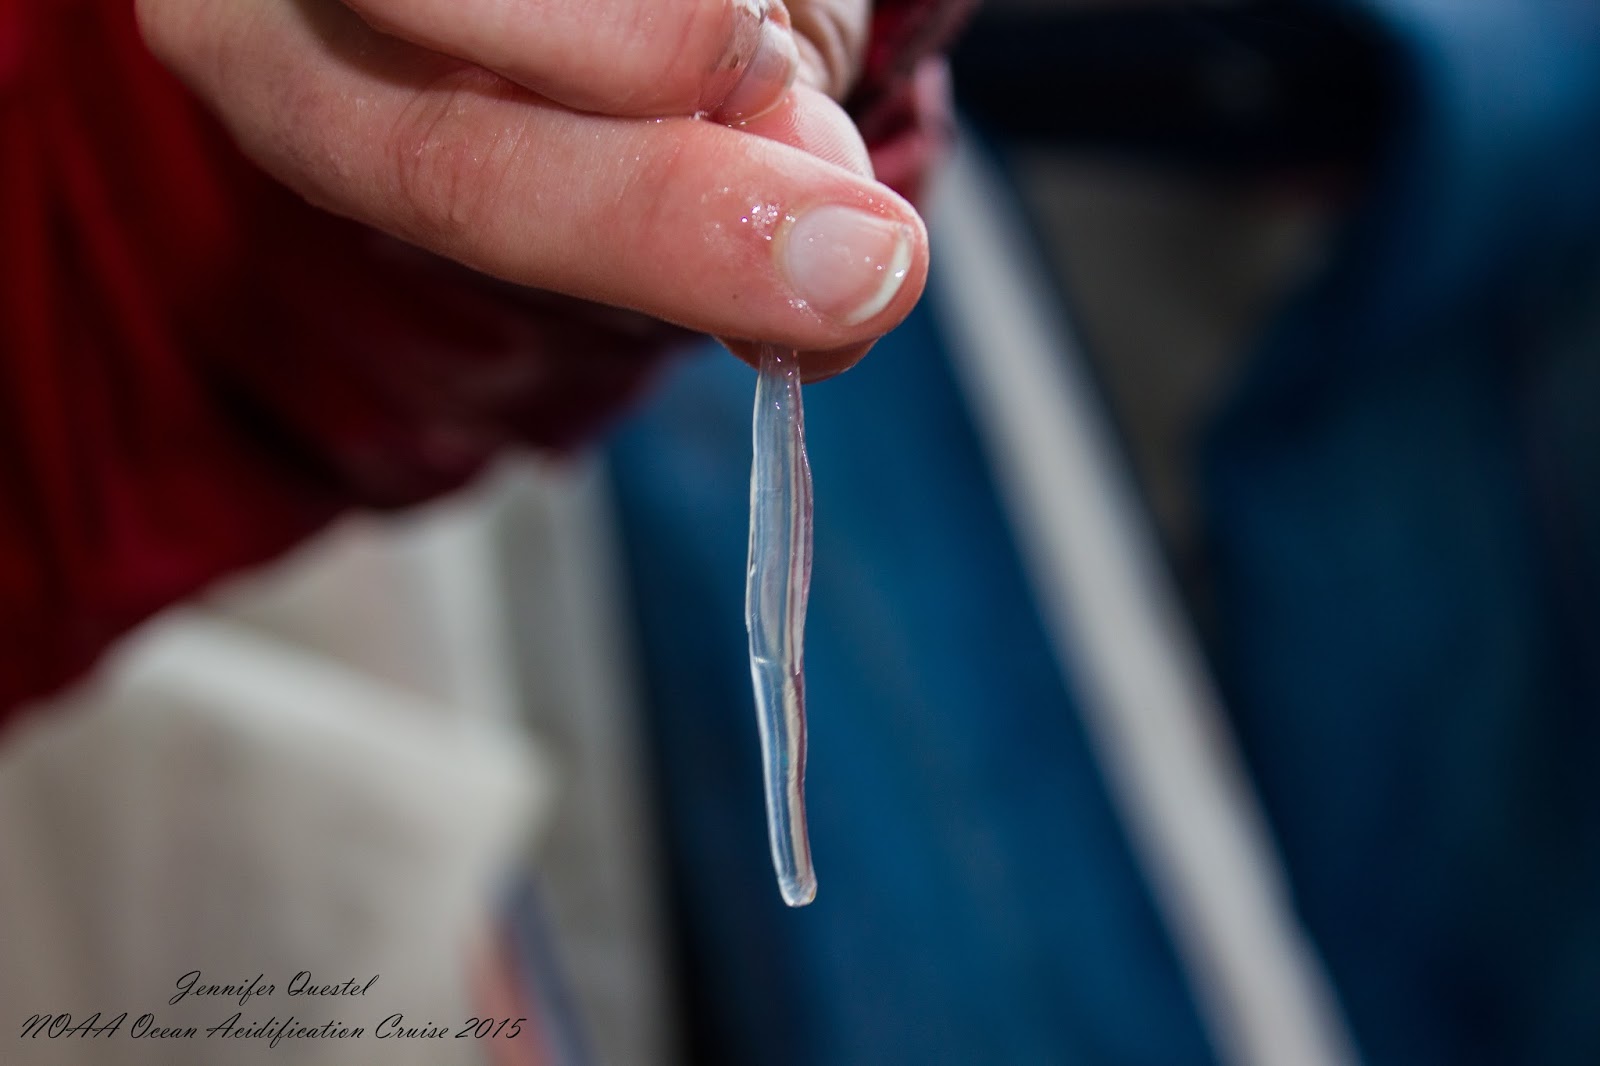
[0,0,972,725]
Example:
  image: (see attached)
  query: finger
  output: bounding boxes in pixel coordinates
[339,0,800,122]
[734,84,873,177]
[140,0,927,353]
[719,88,883,380]
[721,335,873,383]
[787,0,869,99]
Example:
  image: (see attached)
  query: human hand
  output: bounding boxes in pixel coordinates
[135,0,925,380]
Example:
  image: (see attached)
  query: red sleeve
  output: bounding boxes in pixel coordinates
[0,0,973,724]
[850,0,978,202]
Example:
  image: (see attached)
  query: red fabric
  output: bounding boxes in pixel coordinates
[0,0,971,725]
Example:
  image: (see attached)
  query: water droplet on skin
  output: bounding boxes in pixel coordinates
[731,201,787,243]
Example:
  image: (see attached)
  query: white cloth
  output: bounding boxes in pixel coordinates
[0,471,557,1066]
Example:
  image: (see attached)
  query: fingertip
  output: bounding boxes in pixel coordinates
[800,340,874,383]
[706,1,800,124]
[729,84,928,341]
[734,84,873,178]
[720,338,872,383]
[775,197,926,329]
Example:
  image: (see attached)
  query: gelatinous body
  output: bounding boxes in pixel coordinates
[746,343,816,907]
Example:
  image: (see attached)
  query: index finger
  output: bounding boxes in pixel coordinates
[341,0,801,122]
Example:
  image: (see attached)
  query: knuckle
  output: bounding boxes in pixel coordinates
[134,0,272,110]
[131,0,171,57]
[132,0,186,63]
[133,0,215,77]
[387,69,521,251]
[616,133,693,259]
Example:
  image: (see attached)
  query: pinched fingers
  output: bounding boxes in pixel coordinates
[345,0,802,122]
[137,0,927,359]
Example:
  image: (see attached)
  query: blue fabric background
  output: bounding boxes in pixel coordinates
[609,2,1600,1062]
[1203,3,1600,1064]
[611,307,1215,1065]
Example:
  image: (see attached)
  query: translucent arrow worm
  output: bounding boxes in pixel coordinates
[745,342,817,907]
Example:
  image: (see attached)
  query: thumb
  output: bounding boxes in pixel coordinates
[720,85,915,382]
